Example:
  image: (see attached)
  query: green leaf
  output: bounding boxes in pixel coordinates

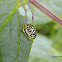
[0,9,33,62]
[0,0,33,62]
[0,0,17,27]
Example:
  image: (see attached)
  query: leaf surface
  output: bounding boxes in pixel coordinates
[0,0,33,62]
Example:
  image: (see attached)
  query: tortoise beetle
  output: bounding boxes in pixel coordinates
[23,23,36,40]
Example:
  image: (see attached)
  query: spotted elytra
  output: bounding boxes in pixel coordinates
[23,23,36,40]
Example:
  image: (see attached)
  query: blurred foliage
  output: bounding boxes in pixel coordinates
[35,21,62,52]
[52,26,62,52]
[27,0,62,62]
[28,34,62,62]
[29,0,62,25]
[36,21,56,38]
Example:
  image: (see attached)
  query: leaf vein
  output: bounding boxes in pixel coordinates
[16,11,20,62]
[0,5,18,31]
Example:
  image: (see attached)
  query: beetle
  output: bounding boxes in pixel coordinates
[23,22,36,40]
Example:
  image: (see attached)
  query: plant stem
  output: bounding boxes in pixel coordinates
[29,0,62,26]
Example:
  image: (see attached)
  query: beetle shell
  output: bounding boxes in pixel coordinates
[23,23,36,40]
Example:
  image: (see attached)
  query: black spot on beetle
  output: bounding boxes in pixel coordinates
[27,24,29,26]
[35,35,36,37]
[27,27,28,28]
[30,34,32,37]
[30,35,32,37]
[29,30,31,32]
[27,29,30,31]
[33,30,35,32]
[29,25,31,28]
[31,34,32,35]
[33,34,35,35]
[31,27,34,29]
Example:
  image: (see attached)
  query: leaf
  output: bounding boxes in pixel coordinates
[0,0,17,27]
[0,0,33,62]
